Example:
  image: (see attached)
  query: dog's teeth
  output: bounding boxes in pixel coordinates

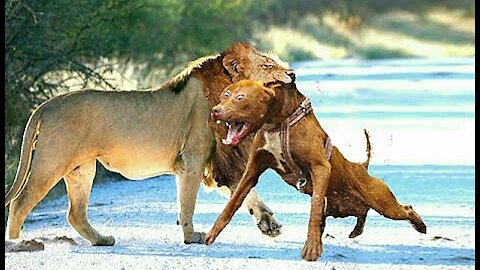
[216,120,221,124]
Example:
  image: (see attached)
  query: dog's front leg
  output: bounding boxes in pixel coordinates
[205,150,271,245]
[302,163,331,261]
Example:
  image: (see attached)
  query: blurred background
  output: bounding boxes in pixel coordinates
[5,0,475,191]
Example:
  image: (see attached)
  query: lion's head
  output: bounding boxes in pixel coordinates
[222,42,295,85]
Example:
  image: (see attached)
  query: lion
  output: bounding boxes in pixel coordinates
[4,42,294,245]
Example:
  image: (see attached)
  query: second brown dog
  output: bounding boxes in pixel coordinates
[205,80,426,261]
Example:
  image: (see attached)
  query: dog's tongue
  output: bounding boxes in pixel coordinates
[222,122,244,145]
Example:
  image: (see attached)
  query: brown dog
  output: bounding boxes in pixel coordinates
[205,80,427,261]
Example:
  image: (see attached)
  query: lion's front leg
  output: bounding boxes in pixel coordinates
[175,171,205,244]
[175,122,215,244]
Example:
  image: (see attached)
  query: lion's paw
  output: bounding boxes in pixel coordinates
[257,209,282,237]
[92,235,115,246]
[184,231,206,244]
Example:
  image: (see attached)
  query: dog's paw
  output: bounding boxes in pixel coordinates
[257,209,282,237]
[348,222,365,238]
[204,231,217,245]
[348,228,364,238]
[301,237,323,261]
[405,205,427,234]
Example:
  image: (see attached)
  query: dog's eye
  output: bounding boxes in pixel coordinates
[223,91,231,98]
[235,94,244,101]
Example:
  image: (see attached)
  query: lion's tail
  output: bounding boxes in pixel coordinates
[362,129,372,169]
[5,110,43,207]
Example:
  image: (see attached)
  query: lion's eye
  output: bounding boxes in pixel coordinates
[235,94,244,101]
[224,91,231,98]
[261,64,273,69]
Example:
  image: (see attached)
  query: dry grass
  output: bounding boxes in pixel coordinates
[257,9,475,61]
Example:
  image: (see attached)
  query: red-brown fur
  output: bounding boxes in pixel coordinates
[192,43,296,236]
[192,43,293,192]
[205,80,427,261]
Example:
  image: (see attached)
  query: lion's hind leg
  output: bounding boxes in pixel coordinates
[64,160,115,246]
[6,163,63,240]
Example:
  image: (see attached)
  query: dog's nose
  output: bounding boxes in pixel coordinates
[212,106,222,120]
[212,106,221,114]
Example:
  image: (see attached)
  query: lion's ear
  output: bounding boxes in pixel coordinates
[228,42,253,54]
[222,54,244,81]
[223,42,255,80]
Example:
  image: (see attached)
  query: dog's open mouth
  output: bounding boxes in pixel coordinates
[222,121,252,146]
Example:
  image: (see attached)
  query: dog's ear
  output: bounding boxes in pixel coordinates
[266,82,282,89]
[224,83,235,92]
[262,85,276,97]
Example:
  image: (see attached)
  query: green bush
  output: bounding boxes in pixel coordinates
[284,47,317,62]
[4,0,263,191]
[357,46,411,59]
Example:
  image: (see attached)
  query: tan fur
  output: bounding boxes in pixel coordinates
[4,43,294,245]
[205,80,427,261]
[262,131,285,171]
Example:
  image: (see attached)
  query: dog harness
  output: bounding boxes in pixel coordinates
[279,98,333,192]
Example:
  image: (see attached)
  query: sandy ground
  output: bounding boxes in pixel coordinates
[5,175,475,270]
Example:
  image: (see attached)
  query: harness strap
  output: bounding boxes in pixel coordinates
[287,98,313,126]
[279,97,333,192]
[280,120,305,186]
[324,136,333,160]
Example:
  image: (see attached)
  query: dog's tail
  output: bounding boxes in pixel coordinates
[361,129,372,169]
